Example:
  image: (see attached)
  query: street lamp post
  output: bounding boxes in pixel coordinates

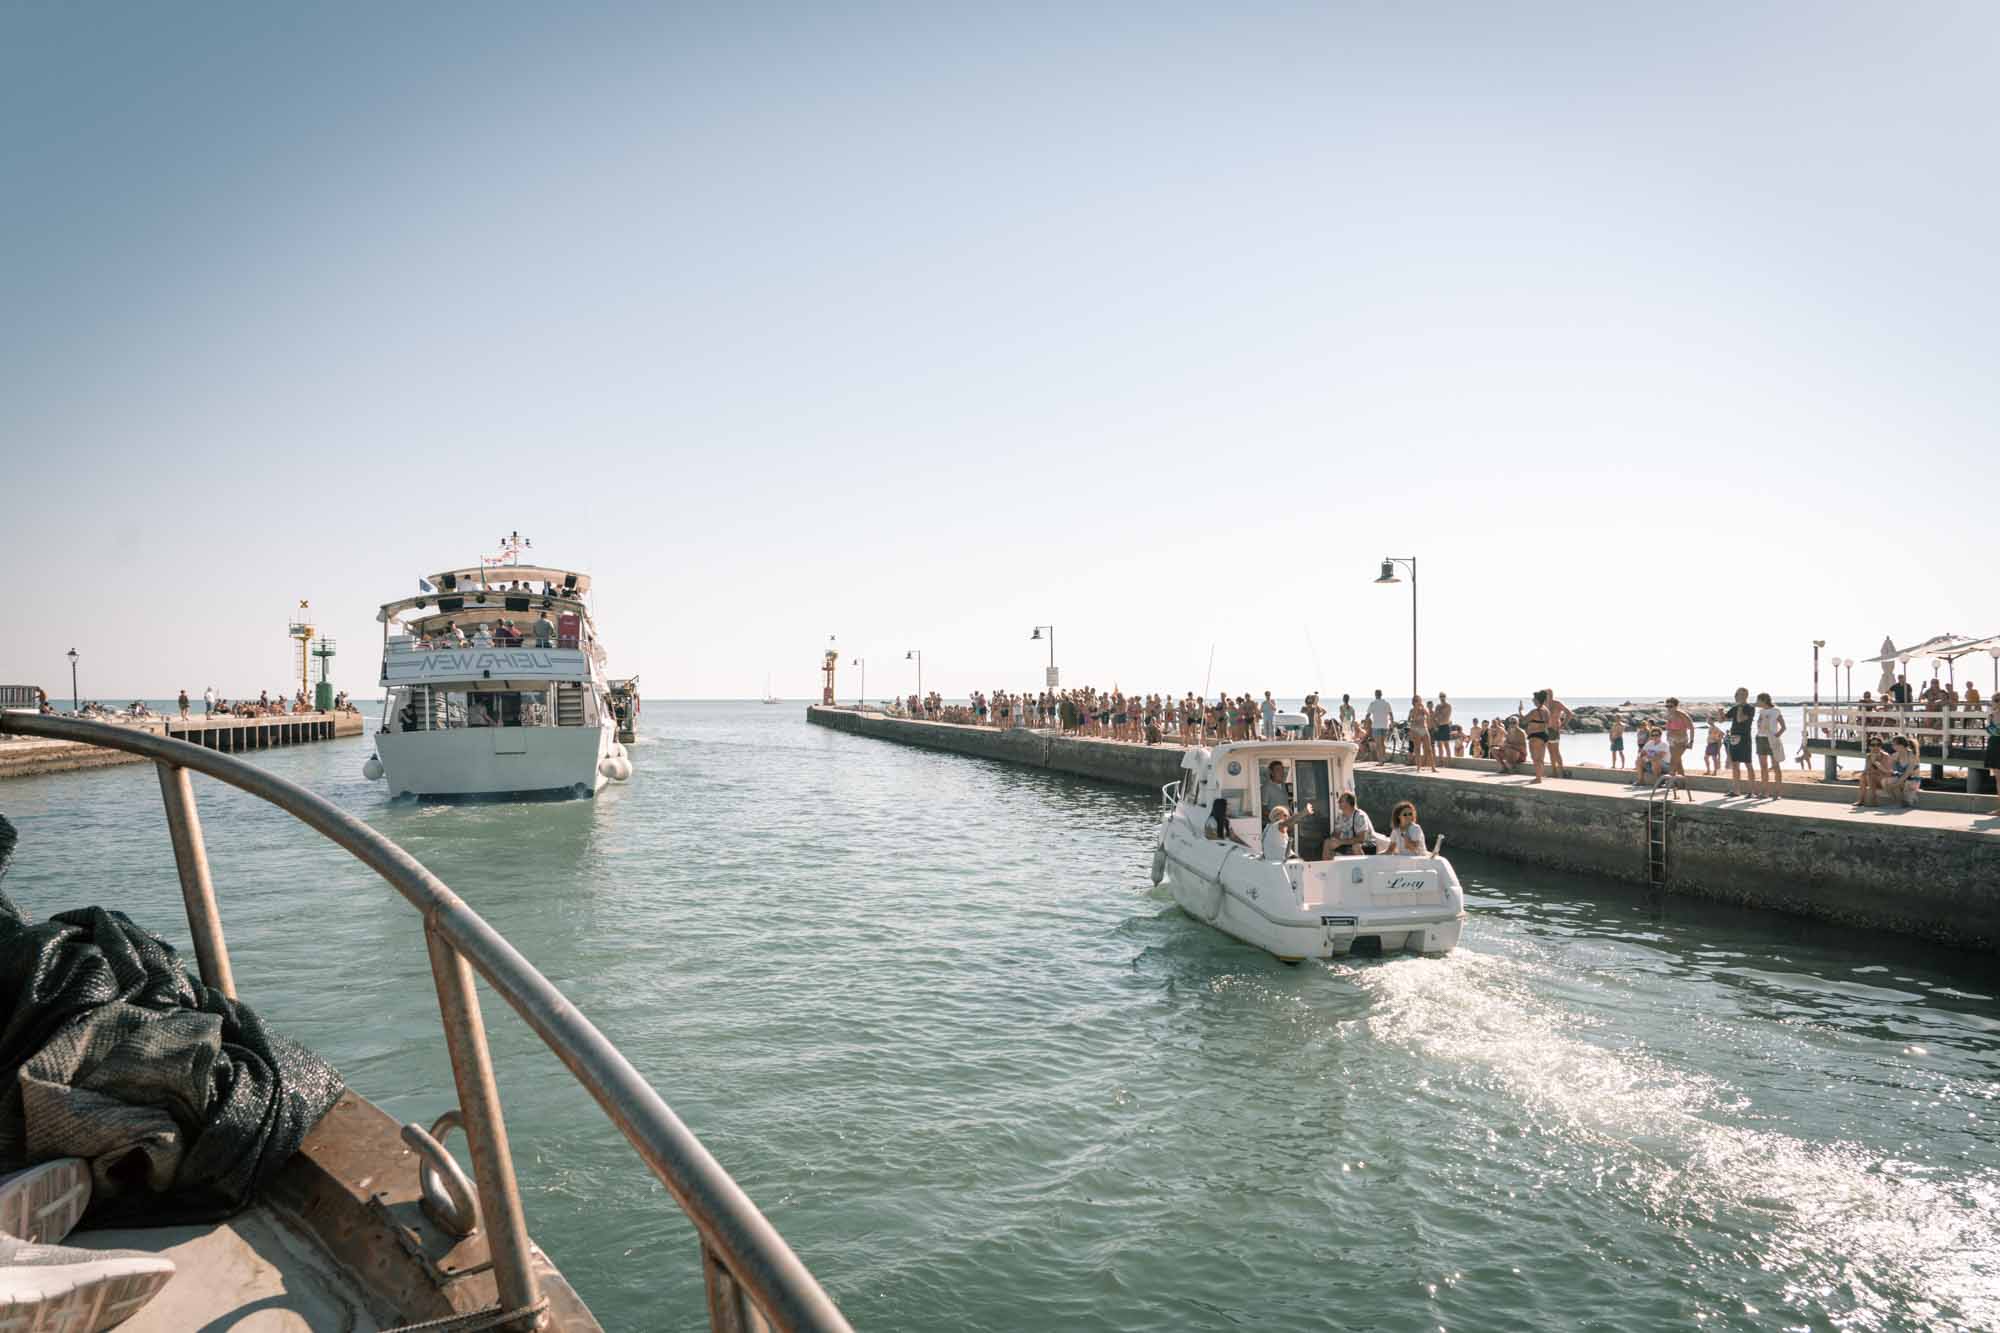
[1989,645,1999,695]
[67,647,79,714]
[851,658,865,709]
[906,649,922,704]
[1373,557,1418,701]
[1812,640,1825,705]
[1030,625,1056,690]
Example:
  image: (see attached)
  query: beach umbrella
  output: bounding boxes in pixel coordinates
[1929,633,2000,687]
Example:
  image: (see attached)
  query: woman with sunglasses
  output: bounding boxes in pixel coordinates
[1385,800,1427,856]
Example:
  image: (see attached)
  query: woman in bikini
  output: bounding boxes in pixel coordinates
[1408,696,1435,771]
[1664,697,1694,779]
[1524,690,1552,783]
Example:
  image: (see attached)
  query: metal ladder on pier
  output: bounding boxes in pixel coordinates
[1645,775,1681,885]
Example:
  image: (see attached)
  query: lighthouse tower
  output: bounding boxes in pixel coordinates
[822,641,838,705]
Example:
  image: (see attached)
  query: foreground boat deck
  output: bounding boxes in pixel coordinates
[74,1209,384,1332]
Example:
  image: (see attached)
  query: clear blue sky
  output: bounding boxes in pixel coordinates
[3,2,1993,702]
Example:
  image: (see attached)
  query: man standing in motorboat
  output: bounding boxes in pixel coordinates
[1260,761,1289,819]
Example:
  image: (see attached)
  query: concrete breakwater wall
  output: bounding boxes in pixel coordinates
[0,710,364,781]
[807,706,2000,952]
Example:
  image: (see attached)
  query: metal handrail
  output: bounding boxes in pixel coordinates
[0,712,851,1333]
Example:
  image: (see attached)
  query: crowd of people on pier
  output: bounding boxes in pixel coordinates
[878,674,2000,811]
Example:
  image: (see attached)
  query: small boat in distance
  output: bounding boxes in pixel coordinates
[763,673,779,704]
[365,533,633,799]
[1152,739,1466,962]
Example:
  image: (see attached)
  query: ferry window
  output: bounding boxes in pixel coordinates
[468,691,524,727]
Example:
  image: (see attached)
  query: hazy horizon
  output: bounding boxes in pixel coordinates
[4,3,1993,701]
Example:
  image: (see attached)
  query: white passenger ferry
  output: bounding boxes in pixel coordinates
[1152,740,1466,961]
[364,534,633,799]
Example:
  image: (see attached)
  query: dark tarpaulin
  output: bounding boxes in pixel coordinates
[0,813,344,1224]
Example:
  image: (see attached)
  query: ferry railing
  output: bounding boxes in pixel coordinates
[0,712,852,1333]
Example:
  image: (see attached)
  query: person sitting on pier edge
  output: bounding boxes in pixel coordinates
[1854,738,1892,807]
[1385,800,1426,855]
[1321,792,1377,858]
[1205,798,1252,849]
[1881,735,1920,807]
[1635,728,1670,787]
[1260,761,1289,821]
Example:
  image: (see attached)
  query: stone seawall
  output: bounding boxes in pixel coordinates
[807,706,2000,951]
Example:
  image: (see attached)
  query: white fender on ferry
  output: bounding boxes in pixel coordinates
[599,755,633,782]
[363,755,384,781]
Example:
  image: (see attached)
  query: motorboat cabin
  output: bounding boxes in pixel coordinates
[1152,740,1466,961]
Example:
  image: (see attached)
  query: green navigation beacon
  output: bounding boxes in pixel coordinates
[313,636,337,712]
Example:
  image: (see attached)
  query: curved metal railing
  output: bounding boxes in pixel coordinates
[0,712,851,1333]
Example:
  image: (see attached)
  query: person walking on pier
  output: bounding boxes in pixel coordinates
[203,686,215,716]
[1338,694,1356,739]
[1408,696,1436,771]
[1433,692,1454,761]
[1524,691,1552,783]
[1665,698,1694,778]
[177,689,190,719]
[1544,689,1574,779]
[1366,690,1394,762]
[1754,692,1788,798]
[1608,714,1626,768]
[1721,687,1757,797]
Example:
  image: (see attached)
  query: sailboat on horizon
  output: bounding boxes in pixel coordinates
[763,673,779,704]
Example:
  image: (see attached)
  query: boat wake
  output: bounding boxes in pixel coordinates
[1342,949,2000,1331]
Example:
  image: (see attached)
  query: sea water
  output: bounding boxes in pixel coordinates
[2,702,1993,1330]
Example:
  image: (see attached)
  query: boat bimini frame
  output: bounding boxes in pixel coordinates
[0,712,850,1333]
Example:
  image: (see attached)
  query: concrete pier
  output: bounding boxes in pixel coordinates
[806,706,2000,952]
[0,710,364,781]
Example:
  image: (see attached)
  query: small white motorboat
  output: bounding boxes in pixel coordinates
[1151,739,1466,962]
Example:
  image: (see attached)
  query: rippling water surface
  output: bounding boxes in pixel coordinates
[4,703,1997,1331]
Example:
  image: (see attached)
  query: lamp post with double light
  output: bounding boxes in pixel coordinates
[852,658,865,710]
[906,649,922,705]
[1812,640,1825,705]
[67,648,79,714]
[1989,645,1999,696]
[1842,657,1854,704]
[1373,557,1418,701]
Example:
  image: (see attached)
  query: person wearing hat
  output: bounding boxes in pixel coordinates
[1262,803,1312,861]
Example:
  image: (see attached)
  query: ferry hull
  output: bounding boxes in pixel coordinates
[375,726,619,799]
